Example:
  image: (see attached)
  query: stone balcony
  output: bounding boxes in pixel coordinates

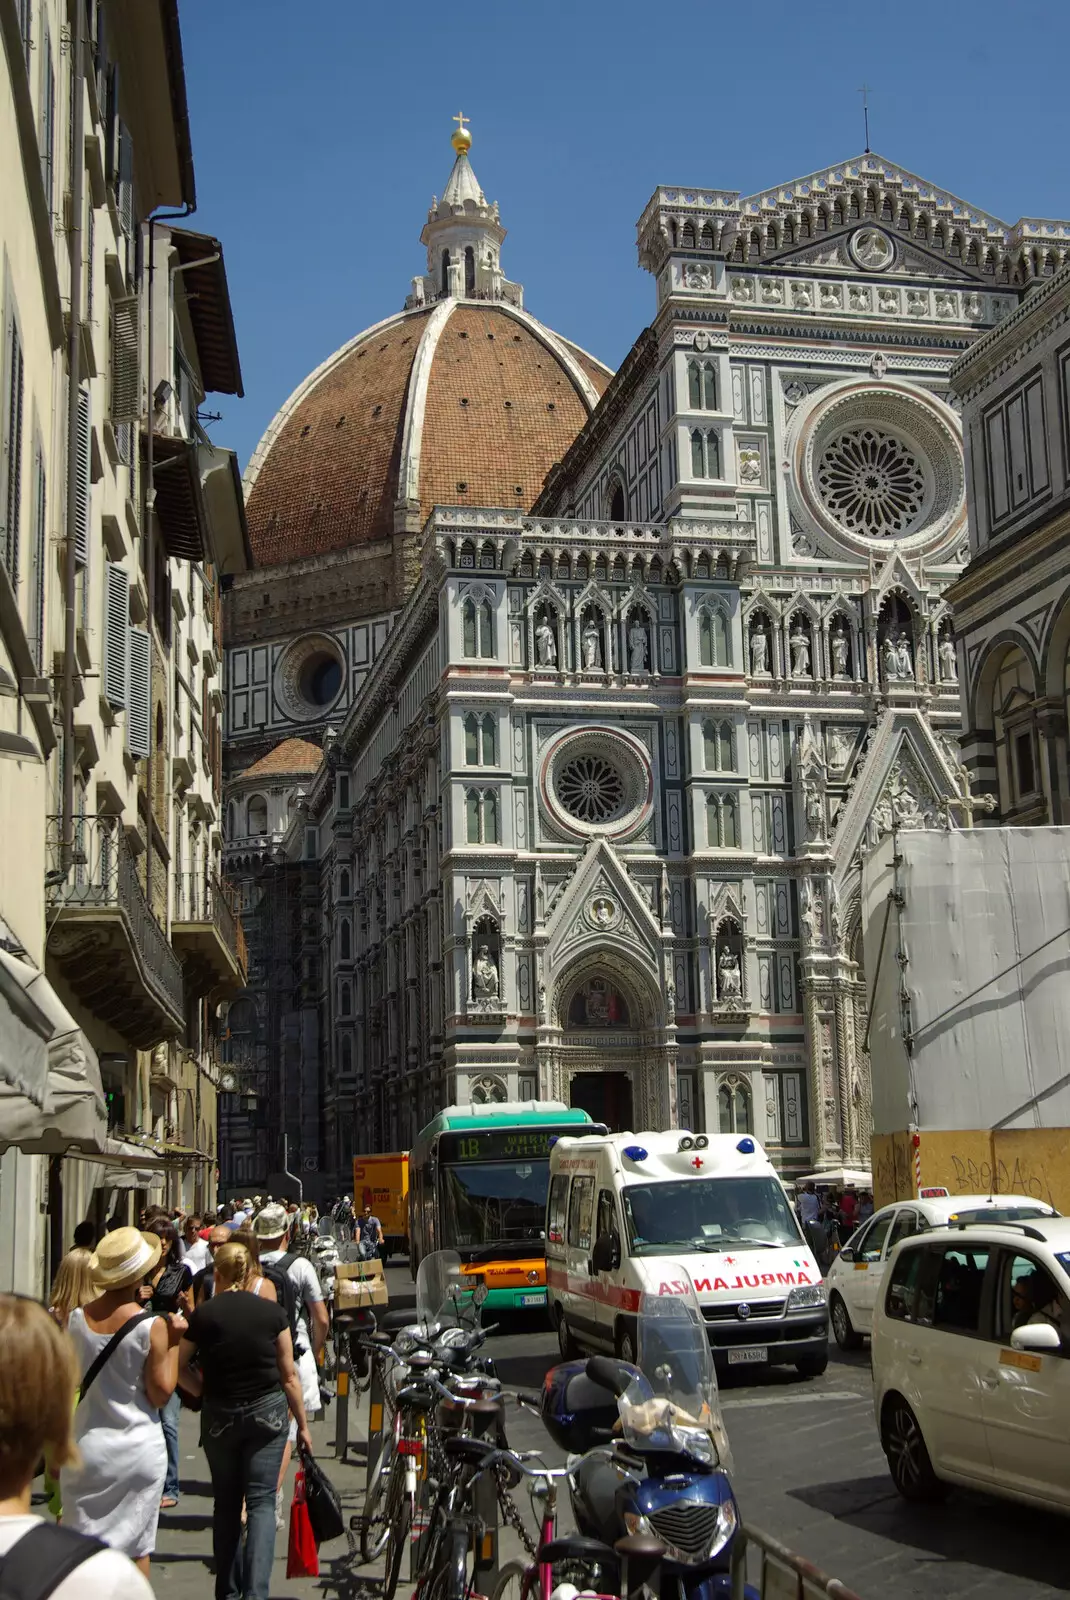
[46,816,185,1048]
[172,873,248,999]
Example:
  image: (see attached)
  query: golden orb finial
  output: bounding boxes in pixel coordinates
[451,110,472,155]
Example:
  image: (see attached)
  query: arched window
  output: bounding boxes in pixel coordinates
[704,720,734,771]
[721,793,738,848]
[688,361,702,409]
[247,794,268,836]
[687,361,717,411]
[706,794,720,846]
[463,599,478,657]
[479,601,494,658]
[340,919,351,961]
[441,249,450,295]
[482,790,499,845]
[340,1036,353,1076]
[466,789,481,843]
[226,801,237,840]
[481,713,496,765]
[691,429,705,478]
[340,981,352,1017]
[609,481,625,521]
[699,607,729,667]
[992,646,1039,812]
[464,246,475,295]
[718,1081,751,1134]
[465,713,480,764]
[340,869,351,898]
[706,430,721,478]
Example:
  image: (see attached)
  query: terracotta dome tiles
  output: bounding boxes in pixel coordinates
[245,302,612,570]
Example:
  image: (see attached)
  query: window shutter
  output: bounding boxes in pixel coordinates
[74,383,91,565]
[109,296,139,421]
[117,122,135,239]
[104,563,129,708]
[40,29,55,213]
[29,445,46,669]
[18,0,31,70]
[2,318,25,585]
[127,626,150,756]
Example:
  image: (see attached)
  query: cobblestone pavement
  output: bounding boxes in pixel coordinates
[143,1263,1067,1600]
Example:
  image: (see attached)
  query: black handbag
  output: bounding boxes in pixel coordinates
[299,1444,345,1543]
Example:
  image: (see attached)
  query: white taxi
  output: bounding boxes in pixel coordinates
[871,1215,1070,1513]
[546,1129,828,1378]
[825,1192,1055,1350]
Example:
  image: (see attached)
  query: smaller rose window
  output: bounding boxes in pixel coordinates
[817,427,926,536]
[557,754,626,823]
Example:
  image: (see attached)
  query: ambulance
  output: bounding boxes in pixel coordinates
[546,1129,828,1377]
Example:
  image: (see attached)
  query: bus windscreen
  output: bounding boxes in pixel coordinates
[439,1157,548,1248]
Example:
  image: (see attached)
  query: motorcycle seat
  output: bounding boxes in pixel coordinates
[379,1308,418,1331]
[539,1537,619,1568]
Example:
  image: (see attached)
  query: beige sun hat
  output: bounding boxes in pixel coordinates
[252,1203,288,1240]
[89,1226,162,1290]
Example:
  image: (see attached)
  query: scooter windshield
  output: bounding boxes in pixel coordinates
[414,1249,484,1333]
[618,1274,733,1473]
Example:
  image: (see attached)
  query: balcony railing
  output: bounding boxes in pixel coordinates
[45,815,185,1041]
[173,871,248,992]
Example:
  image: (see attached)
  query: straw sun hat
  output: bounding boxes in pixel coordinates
[88,1226,162,1290]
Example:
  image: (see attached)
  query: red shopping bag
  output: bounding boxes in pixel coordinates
[287,1469,320,1578]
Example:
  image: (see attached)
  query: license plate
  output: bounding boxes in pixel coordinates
[727,1347,768,1365]
[518,1291,546,1306]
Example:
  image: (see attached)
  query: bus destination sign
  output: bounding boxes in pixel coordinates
[443,1129,561,1164]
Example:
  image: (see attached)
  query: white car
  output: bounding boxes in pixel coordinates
[871,1215,1070,1513]
[825,1193,1055,1350]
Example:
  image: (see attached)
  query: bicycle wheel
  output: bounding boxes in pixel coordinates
[489,1559,532,1600]
[382,1483,412,1600]
[360,1409,397,1562]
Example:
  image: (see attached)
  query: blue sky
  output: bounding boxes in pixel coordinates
[180,1,1070,470]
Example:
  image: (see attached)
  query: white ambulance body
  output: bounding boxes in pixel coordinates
[546,1129,828,1377]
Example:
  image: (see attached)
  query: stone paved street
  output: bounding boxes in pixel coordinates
[139,1263,1067,1600]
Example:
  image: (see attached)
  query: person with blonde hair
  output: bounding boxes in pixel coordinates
[63,1226,186,1576]
[0,1294,152,1596]
[48,1247,96,1330]
[180,1239,313,1600]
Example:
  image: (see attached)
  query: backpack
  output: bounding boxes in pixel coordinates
[263,1252,304,1353]
[0,1523,104,1600]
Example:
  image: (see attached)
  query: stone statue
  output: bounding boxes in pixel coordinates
[830,624,850,679]
[938,634,957,682]
[895,636,914,681]
[801,879,824,943]
[628,617,648,673]
[804,781,824,839]
[828,876,842,943]
[717,946,742,1001]
[789,624,811,679]
[472,944,499,999]
[582,618,602,671]
[535,616,557,667]
[882,635,899,682]
[750,625,769,676]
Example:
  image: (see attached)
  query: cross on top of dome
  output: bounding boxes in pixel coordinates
[408,119,524,310]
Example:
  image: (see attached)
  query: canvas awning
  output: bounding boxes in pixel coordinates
[0,951,107,1155]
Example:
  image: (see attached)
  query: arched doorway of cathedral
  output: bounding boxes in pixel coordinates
[545,954,669,1133]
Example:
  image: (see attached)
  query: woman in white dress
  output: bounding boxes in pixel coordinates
[64,1227,187,1577]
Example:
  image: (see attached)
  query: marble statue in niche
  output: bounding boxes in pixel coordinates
[938,633,958,682]
[472,944,499,1000]
[628,616,649,673]
[717,946,742,1001]
[535,614,557,667]
[750,624,770,676]
[789,622,812,679]
[830,623,850,680]
[582,616,603,671]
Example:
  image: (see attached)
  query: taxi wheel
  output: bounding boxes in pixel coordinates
[556,1308,580,1360]
[882,1397,949,1503]
[830,1292,863,1351]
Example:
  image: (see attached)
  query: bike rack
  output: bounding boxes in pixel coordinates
[730,1524,863,1600]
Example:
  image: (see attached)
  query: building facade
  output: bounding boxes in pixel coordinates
[948,262,1070,824]
[0,0,247,1290]
[279,155,1070,1190]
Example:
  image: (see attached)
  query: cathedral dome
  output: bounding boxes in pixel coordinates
[244,130,611,569]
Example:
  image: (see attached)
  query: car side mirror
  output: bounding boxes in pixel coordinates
[1010,1322,1062,1353]
[838,1247,854,1263]
[591,1231,622,1274]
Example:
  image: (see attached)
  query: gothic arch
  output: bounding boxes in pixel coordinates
[552,949,663,1034]
[969,631,1040,731]
[1042,581,1070,702]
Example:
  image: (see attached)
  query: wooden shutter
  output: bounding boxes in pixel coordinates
[127,626,150,757]
[2,316,24,584]
[104,563,129,708]
[73,383,91,565]
[29,445,46,669]
[117,122,134,239]
[40,28,55,213]
[109,296,139,421]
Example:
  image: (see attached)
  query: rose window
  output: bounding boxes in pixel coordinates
[817,427,926,537]
[557,754,626,823]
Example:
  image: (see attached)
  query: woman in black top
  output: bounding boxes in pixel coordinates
[179,1242,313,1600]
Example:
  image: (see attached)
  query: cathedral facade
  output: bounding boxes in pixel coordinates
[228,139,1070,1191]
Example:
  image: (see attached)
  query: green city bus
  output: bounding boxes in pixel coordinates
[408,1101,604,1312]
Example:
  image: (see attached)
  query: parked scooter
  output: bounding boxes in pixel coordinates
[541,1277,750,1600]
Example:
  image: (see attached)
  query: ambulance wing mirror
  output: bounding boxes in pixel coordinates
[591,1231,621,1274]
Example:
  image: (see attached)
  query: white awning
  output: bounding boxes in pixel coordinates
[63,1138,169,1191]
[0,954,107,1155]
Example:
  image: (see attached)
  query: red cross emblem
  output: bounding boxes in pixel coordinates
[690,1155,704,1170]
[723,1256,736,1265]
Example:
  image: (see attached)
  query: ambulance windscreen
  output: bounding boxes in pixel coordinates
[621,1176,802,1255]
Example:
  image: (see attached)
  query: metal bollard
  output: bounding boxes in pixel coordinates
[470,1406,500,1586]
[365,1351,386,1490]
[333,1330,351,1461]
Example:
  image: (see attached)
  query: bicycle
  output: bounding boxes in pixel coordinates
[488,1456,622,1600]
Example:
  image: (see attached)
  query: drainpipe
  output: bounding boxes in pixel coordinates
[60,1,85,871]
